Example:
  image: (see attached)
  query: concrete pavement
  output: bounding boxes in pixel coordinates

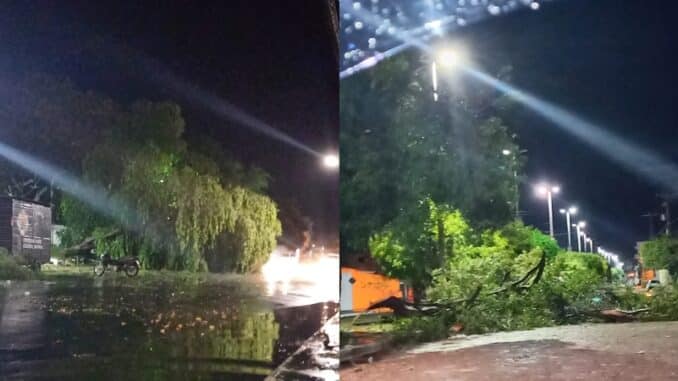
[341,322,678,380]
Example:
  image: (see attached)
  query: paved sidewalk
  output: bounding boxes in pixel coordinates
[341,322,678,380]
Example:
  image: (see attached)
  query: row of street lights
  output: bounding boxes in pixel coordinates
[430,44,618,264]
[535,182,595,253]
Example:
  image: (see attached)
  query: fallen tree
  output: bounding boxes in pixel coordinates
[61,229,121,258]
[368,251,547,316]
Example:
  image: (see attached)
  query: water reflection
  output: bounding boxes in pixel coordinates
[0,274,337,380]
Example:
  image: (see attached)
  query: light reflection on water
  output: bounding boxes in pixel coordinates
[0,273,337,380]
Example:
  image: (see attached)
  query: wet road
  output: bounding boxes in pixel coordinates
[341,322,678,380]
[0,271,338,380]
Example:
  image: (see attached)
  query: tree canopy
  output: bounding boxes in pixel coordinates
[639,236,678,276]
[340,53,522,254]
[0,74,281,272]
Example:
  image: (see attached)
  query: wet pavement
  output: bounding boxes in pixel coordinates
[0,271,338,380]
[341,322,678,380]
[267,313,339,381]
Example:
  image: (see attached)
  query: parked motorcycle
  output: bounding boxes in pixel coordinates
[93,251,140,277]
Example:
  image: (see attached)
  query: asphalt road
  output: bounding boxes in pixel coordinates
[0,270,339,380]
[342,322,678,380]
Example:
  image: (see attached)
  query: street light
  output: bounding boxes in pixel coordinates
[535,182,560,238]
[435,45,469,69]
[580,231,588,252]
[431,44,469,101]
[560,206,577,251]
[586,237,593,253]
[573,221,586,252]
[322,153,339,169]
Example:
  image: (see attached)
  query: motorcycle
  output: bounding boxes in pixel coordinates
[93,251,140,277]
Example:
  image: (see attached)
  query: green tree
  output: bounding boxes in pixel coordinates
[428,222,545,303]
[57,91,281,272]
[639,236,678,276]
[500,221,559,259]
[369,199,470,300]
[341,53,522,254]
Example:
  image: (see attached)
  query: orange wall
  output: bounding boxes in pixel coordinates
[641,269,655,282]
[342,267,403,312]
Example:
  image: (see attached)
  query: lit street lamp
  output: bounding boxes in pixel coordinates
[322,153,339,169]
[535,183,560,238]
[436,45,469,69]
[587,237,594,253]
[431,44,470,101]
[560,206,577,251]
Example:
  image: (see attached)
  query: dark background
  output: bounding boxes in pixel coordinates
[0,1,339,241]
[455,0,678,261]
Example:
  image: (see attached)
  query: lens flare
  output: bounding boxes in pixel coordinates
[0,141,140,229]
[343,4,678,194]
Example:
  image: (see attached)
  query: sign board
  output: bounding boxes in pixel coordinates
[11,200,51,264]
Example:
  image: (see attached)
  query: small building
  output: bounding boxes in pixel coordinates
[340,254,413,313]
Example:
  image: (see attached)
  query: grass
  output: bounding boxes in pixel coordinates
[0,250,34,280]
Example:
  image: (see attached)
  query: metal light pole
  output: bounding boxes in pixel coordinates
[560,206,577,251]
[536,183,560,238]
[574,221,586,252]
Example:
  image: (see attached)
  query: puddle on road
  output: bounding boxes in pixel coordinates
[0,274,337,380]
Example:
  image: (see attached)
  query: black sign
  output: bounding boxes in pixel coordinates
[11,200,51,263]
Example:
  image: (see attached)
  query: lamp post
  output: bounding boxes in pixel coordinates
[574,221,586,252]
[535,183,560,238]
[431,44,470,101]
[560,206,577,251]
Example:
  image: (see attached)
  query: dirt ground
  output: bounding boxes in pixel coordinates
[341,322,678,380]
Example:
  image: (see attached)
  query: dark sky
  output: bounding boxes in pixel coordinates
[0,1,339,240]
[454,0,678,261]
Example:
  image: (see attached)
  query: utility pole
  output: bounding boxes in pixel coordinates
[641,212,657,239]
[658,193,678,236]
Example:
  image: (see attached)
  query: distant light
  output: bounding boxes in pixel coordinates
[502,149,511,156]
[535,182,560,197]
[569,206,578,214]
[560,209,566,214]
[323,154,339,169]
[436,45,469,69]
[579,221,587,228]
[535,183,548,197]
[530,2,540,10]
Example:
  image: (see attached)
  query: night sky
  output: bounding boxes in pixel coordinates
[452,0,678,261]
[0,1,338,240]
